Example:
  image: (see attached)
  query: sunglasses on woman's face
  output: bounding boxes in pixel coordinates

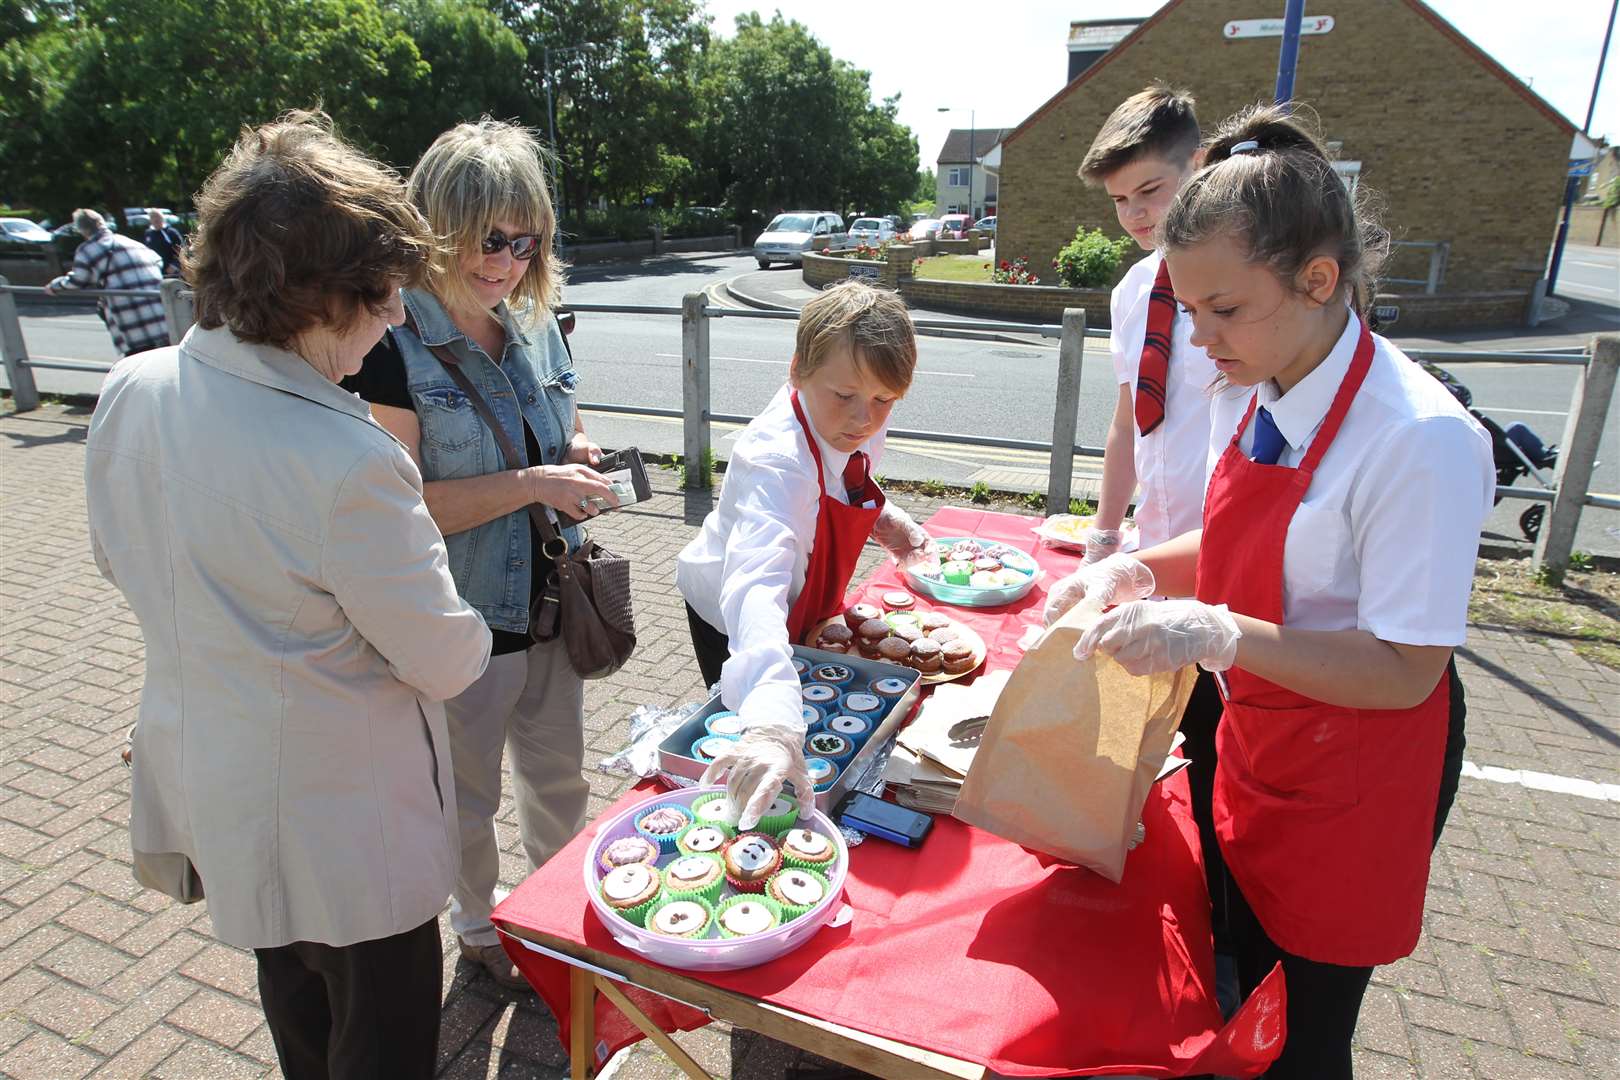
[480,230,542,260]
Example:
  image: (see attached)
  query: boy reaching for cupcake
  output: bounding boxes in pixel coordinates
[676,281,930,829]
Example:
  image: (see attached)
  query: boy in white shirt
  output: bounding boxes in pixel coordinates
[677,282,932,829]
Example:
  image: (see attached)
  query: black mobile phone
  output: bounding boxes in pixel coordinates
[835,792,933,848]
[556,446,652,527]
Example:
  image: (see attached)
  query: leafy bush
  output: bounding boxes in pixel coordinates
[566,206,732,243]
[1052,226,1132,288]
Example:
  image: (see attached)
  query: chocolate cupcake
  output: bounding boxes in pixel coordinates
[767,867,831,921]
[876,636,912,665]
[722,832,783,892]
[917,611,951,633]
[886,621,922,645]
[856,618,890,658]
[909,637,944,674]
[661,852,727,903]
[816,623,854,651]
[942,640,978,675]
[844,602,882,631]
[634,804,693,853]
[675,821,734,857]
[597,835,660,876]
[881,590,915,612]
[645,895,715,939]
[927,624,961,645]
[715,895,783,938]
[781,826,838,870]
[817,639,851,654]
[599,862,661,926]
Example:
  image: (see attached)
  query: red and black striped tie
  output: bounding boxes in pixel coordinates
[1134,258,1175,437]
[843,450,871,505]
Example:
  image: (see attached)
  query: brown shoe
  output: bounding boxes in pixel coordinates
[459,939,529,990]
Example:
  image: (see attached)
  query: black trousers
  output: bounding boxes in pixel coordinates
[1179,669,1230,952]
[1226,660,1467,1079]
[254,917,442,1080]
[687,602,731,690]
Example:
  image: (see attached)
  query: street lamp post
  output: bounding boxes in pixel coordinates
[545,42,597,219]
[938,107,976,220]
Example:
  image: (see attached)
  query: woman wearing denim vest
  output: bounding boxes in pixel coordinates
[343,120,617,988]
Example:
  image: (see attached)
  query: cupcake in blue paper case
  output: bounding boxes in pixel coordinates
[792,656,811,678]
[870,675,910,701]
[704,711,746,739]
[809,662,856,687]
[804,730,854,766]
[633,803,692,853]
[801,683,839,708]
[805,757,839,792]
[825,713,873,743]
[838,691,884,721]
[800,704,826,732]
[691,734,738,764]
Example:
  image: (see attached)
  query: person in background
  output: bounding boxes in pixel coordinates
[144,208,185,276]
[45,208,168,357]
[343,119,614,990]
[677,281,933,830]
[1068,104,1491,1078]
[85,111,492,1078]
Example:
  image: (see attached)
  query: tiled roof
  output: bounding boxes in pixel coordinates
[937,128,1018,164]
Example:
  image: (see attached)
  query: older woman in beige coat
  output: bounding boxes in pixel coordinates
[84,112,491,1079]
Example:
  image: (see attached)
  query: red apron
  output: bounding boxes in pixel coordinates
[1196,323,1450,968]
[785,391,886,645]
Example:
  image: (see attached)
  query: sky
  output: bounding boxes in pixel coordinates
[700,0,1618,167]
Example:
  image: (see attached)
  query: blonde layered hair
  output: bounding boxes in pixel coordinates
[407,118,563,325]
[793,281,916,394]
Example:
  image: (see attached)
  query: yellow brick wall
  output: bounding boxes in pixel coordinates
[998,0,1572,297]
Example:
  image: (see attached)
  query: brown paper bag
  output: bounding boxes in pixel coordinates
[951,602,1197,882]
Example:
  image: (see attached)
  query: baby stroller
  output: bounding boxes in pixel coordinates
[1421,363,1560,541]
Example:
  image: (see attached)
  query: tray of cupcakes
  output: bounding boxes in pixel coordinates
[809,591,985,685]
[658,645,925,814]
[585,786,850,970]
[903,537,1042,608]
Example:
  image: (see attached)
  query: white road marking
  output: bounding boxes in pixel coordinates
[1557,281,1619,299]
[1461,760,1620,802]
[1474,406,1567,417]
[1567,259,1615,269]
[654,353,973,377]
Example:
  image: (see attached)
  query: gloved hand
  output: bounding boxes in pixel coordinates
[698,722,814,830]
[1042,553,1157,626]
[1074,598,1242,676]
[1083,528,1122,564]
[872,503,936,571]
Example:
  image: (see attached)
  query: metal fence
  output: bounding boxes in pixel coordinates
[2,278,1614,575]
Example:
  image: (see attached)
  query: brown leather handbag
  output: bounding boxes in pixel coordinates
[410,322,636,679]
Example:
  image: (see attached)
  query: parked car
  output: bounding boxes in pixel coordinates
[974,216,997,234]
[848,217,896,245]
[124,207,175,229]
[1,218,53,244]
[753,211,848,268]
[906,219,943,240]
[911,212,931,223]
[884,214,907,233]
[938,214,973,239]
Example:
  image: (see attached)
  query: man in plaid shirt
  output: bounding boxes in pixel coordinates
[46,209,169,357]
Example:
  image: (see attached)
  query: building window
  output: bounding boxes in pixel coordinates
[947,167,967,187]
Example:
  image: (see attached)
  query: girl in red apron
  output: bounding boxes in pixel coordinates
[676,282,932,830]
[1068,106,1494,1077]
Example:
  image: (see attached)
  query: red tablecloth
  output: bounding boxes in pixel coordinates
[495,507,1285,1077]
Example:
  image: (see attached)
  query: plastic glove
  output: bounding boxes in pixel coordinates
[1083,528,1122,564]
[871,503,936,571]
[698,722,814,830]
[1074,598,1241,676]
[1042,553,1157,626]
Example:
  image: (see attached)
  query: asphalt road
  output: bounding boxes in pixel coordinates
[7,248,1617,554]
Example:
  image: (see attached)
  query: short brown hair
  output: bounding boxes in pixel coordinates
[1079,82,1200,185]
[1161,103,1389,317]
[793,281,916,394]
[188,110,433,348]
[408,119,563,325]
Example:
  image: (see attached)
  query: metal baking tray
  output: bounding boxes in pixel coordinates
[657,645,924,814]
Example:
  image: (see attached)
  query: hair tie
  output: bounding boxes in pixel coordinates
[1229,139,1261,155]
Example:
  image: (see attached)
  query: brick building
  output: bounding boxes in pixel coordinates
[998,0,1576,321]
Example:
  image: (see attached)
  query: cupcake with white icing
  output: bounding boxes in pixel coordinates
[754,793,799,836]
[674,821,734,857]
[660,852,726,904]
[780,827,837,870]
[597,835,659,876]
[598,862,661,926]
[722,832,783,892]
[767,867,830,921]
[715,895,783,938]
[645,895,715,939]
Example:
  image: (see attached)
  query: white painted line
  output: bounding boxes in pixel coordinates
[1473,405,1568,417]
[1460,760,1617,802]
[1567,259,1614,269]
[655,353,973,377]
[1557,281,1619,299]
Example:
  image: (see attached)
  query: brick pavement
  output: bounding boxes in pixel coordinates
[2,401,1618,1079]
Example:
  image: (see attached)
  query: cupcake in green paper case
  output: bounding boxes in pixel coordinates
[715,894,784,938]
[766,867,831,921]
[644,894,715,939]
[779,826,838,871]
[754,792,799,836]
[660,852,727,904]
[675,820,734,857]
[598,862,661,927]
[691,792,737,827]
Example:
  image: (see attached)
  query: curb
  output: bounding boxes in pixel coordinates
[720,276,1053,348]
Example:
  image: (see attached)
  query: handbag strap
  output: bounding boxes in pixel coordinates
[400,312,568,557]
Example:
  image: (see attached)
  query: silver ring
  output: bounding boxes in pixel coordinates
[577,499,589,511]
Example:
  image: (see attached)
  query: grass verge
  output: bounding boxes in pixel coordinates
[912,255,992,283]
[1470,558,1620,670]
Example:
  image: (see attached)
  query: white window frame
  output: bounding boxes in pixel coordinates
[1333,160,1361,198]
[947,167,968,187]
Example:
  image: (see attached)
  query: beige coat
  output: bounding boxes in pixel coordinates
[85,323,492,949]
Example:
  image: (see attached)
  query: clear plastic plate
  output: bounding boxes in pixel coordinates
[903,536,1043,608]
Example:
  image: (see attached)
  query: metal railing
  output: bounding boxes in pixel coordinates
[1386,240,1450,294]
[1,278,1614,575]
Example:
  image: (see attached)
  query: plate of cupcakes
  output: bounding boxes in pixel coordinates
[585,786,850,971]
[902,537,1042,608]
[809,590,985,684]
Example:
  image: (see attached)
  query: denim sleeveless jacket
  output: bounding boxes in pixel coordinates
[393,287,581,633]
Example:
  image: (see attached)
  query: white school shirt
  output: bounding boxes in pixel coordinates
[1110,250,1219,550]
[676,384,888,732]
[1205,313,1495,646]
